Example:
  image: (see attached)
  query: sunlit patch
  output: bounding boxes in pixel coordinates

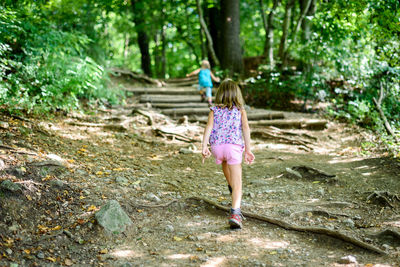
[354,165,370,170]
[111,249,141,258]
[361,172,372,176]
[200,256,225,267]
[167,254,193,259]
[383,220,400,228]
[248,237,289,249]
[216,235,234,242]
[329,157,365,164]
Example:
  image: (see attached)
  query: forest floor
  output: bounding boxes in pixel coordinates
[0,86,400,267]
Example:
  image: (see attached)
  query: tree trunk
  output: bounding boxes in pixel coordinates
[207,6,223,67]
[260,0,281,67]
[221,0,243,75]
[196,0,220,65]
[131,0,152,77]
[291,0,313,45]
[300,0,316,41]
[278,0,295,70]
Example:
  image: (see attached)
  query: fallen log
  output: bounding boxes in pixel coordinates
[66,121,128,132]
[189,196,387,255]
[249,119,328,130]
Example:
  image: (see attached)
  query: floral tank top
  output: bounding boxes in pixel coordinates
[209,106,243,147]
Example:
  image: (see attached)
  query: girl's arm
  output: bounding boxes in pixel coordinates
[210,71,220,82]
[186,68,201,77]
[202,111,214,163]
[241,109,255,164]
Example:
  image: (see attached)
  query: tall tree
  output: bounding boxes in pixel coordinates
[221,0,243,74]
[196,0,220,65]
[278,0,295,69]
[131,0,152,76]
[260,0,281,68]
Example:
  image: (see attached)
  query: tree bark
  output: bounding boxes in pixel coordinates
[260,0,281,67]
[131,0,152,77]
[278,0,296,70]
[221,0,243,75]
[291,0,313,45]
[300,0,317,41]
[196,0,220,65]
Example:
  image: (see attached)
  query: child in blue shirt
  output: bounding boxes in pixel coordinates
[187,60,220,106]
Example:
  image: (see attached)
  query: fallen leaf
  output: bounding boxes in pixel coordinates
[64,258,73,266]
[23,249,30,254]
[46,257,56,262]
[51,226,61,231]
[99,249,108,254]
[87,205,98,212]
[26,195,32,201]
[96,171,104,176]
[173,236,182,241]
[269,251,277,255]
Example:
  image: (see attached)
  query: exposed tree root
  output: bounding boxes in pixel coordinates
[153,128,199,143]
[131,199,178,208]
[132,108,153,126]
[189,196,387,255]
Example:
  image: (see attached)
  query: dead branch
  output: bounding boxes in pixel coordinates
[366,191,399,208]
[291,165,336,179]
[189,196,387,255]
[66,121,127,132]
[0,145,37,156]
[251,130,313,150]
[131,199,178,208]
[132,108,153,126]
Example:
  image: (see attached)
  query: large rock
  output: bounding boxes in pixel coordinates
[95,200,132,234]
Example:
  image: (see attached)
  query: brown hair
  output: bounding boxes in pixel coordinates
[215,79,245,109]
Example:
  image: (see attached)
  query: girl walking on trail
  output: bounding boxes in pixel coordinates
[186,60,220,107]
[201,79,255,229]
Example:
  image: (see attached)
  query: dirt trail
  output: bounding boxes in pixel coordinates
[0,83,399,266]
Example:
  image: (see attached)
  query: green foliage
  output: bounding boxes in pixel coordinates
[0,3,123,114]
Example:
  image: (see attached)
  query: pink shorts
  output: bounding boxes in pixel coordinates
[211,144,243,165]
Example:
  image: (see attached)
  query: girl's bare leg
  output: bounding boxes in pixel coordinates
[228,164,242,209]
[208,97,212,105]
[222,161,231,186]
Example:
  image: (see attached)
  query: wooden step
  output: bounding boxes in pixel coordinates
[127,87,199,95]
[185,111,285,121]
[140,95,203,103]
[152,102,209,109]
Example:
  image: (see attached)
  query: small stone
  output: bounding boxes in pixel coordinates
[1,180,22,192]
[50,180,64,188]
[6,248,12,255]
[338,255,357,264]
[247,192,255,198]
[146,193,161,202]
[382,244,392,250]
[165,225,174,232]
[115,176,128,184]
[342,218,355,228]
[285,167,302,178]
[179,148,194,154]
[0,159,5,170]
[0,121,9,129]
[47,153,63,162]
[36,251,45,259]
[316,188,325,196]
